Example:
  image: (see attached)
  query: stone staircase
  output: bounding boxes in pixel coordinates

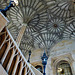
[0,12,35,75]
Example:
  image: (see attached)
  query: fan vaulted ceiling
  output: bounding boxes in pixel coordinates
[1,0,75,56]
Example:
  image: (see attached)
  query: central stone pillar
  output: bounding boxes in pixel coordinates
[0,12,9,32]
[16,24,27,46]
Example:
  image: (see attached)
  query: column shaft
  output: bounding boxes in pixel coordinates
[16,25,27,46]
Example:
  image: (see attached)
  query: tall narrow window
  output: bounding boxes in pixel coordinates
[57,61,72,75]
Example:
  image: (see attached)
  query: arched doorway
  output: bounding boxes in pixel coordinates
[35,65,43,73]
[56,61,72,75]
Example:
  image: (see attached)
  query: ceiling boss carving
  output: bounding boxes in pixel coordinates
[0,0,75,56]
[47,18,65,33]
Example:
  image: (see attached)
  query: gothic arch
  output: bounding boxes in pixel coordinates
[51,53,74,75]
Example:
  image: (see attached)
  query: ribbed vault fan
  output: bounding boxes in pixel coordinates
[49,0,75,18]
[0,0,75,56]
[63,22,75,40]
[0,0,7,9]
[34,32,60,49]
[20,26,34,54]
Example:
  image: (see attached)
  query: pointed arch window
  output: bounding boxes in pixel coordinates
[57,61,72,75]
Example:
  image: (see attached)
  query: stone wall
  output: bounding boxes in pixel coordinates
[0,64,8,75]
[25,40,75,75]
[25,48,44,73]
[46,40,75,75]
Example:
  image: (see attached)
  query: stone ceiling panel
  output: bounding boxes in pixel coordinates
[0,0,75,56]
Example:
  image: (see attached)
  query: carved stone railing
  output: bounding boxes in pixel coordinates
[0,12,35,75]
[31,65,43,75]
[0,27,35,75]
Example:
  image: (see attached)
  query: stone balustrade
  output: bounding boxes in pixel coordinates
[0,12,35,75]
[0,27,35,75]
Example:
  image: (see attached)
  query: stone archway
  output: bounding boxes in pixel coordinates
[51,53,74,75]
[56,60,72,75]
[46,40,75,75]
